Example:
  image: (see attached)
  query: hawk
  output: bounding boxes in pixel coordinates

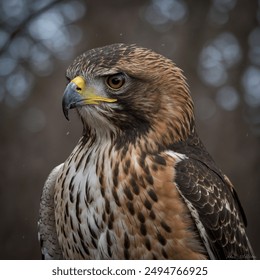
[39,43,255,260]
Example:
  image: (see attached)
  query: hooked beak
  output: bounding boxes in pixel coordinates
[62,82,83,120]
[62,76,117,120]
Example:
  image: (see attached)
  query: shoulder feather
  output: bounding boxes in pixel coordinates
[38,164,64,260]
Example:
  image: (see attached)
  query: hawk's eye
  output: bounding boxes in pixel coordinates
[106,74,125,90]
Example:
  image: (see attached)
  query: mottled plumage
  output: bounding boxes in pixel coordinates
[39,43,255,259]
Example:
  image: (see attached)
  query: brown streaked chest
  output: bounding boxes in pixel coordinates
[54,138,206,260]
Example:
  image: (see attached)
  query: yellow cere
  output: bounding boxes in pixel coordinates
[71,76,86,92]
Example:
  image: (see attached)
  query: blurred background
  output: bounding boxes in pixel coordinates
[0,0,259,259]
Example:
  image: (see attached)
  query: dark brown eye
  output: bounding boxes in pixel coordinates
[106,74,125,90]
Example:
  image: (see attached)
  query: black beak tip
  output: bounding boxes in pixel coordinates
[62,82,81,121]
[62,105,70,121]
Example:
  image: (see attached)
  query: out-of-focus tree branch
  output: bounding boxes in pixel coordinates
[0,0,64,56]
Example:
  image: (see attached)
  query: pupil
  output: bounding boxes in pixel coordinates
[112,78,120,84]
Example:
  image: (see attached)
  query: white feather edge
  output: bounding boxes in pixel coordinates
[164,150,216,260]
[164,150,188,162]
[175,189,216,260]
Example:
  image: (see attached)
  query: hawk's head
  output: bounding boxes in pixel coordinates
[63,43,194,149]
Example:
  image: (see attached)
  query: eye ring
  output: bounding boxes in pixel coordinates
[106,74,125,90]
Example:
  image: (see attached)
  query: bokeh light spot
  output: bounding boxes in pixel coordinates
[216,86,240,111]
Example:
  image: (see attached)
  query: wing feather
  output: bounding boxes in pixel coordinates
[38,164,64,260]
[170,133,255,260]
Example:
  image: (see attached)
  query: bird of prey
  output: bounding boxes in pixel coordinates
[39,43,255,260]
